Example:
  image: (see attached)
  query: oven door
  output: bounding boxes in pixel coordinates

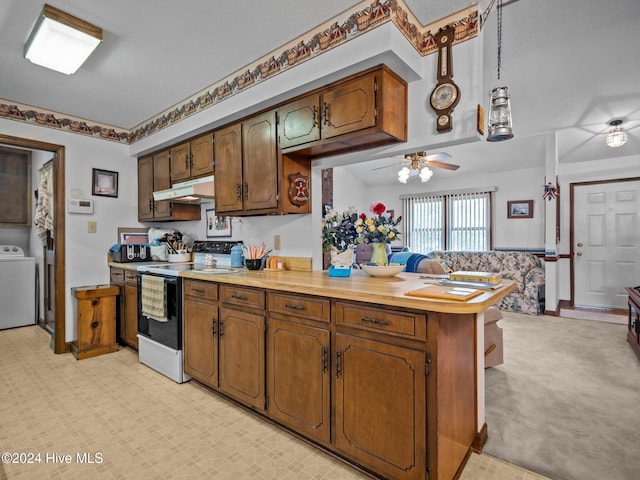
[137,273,182,351]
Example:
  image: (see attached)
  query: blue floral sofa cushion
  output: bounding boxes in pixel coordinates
[427,251,545,315]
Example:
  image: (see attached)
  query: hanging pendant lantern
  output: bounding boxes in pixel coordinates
[487,0,513,142]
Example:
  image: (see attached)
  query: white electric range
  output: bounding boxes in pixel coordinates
[135,240,243,383]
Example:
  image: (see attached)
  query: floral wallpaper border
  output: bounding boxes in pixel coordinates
[0,0,478,145]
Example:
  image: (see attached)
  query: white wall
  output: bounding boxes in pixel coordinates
[0,118,137,342]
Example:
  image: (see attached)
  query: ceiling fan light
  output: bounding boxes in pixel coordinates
[24,4,102,75]
[606,127,627,148]
[397,168,410,183]
[419,166,433,182]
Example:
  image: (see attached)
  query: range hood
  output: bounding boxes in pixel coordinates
[153,175,214,203]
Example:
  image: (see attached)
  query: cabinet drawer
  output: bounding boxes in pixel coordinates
[110,268,124,284]
[268,293,330,323]
[124,270,137,285]
[184,279,218,302]
[220,285,265,309]
[335,302,427,341]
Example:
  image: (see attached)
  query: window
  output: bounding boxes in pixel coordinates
[402,188,493,252]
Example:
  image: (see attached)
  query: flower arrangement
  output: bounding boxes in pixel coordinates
[321,206,359,252]
[322,201,402,254]
[354,201,402,244]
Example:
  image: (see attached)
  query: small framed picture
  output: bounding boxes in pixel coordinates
[507,200,533,218]
[206,209,232,238]
[92,168,118,198]
[323,204,333,216]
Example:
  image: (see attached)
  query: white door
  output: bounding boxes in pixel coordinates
[573,180,640,309]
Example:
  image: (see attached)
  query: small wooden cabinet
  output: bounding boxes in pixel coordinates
[170,132,214,183]
[71,285,120,360]
[214,112,311,216]
[110,268,139,349]
[137,152,200,222]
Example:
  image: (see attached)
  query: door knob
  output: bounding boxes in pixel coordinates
[576,252,582,256]
[577,242,583,247]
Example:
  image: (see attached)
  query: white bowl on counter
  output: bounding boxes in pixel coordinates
[360,264,405,277]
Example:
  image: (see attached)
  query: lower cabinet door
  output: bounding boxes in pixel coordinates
[183,299,218,387]
[218,307,265,410]
[267,318,330,444]
[124,284,138,349]
[335,333,426,480]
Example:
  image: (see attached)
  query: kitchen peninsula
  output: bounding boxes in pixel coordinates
[177,267,515,480]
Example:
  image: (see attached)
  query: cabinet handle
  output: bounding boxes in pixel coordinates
[219,319,224,337]
[149,199,153,211]
[231,294,248,301]
[243,182,249,201]
[212,317,217,336]
[185,154,189,171]
[236,184,242,200]
[189,152,194,168]
[311,105,318,127]
[323,102,329,126]
[360,317,390,326]
[335,351,341,379]
[192,288,205,293]
[284,303,305,310]
[321,346,327,375]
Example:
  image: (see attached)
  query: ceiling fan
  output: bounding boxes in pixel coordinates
[372,151,460,183]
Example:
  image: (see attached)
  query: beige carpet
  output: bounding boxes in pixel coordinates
[0,326,548,480]
[484,311,640,480]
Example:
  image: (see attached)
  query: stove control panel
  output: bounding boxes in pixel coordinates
[192,240,243,255]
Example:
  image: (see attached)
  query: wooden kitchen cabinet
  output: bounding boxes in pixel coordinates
[183,280,218,387]
[137,152,200,222]
[214,112,310,216]
[266,292,331,444]
[334,333,426,480]
[170,132,214,183]
[110,267,138,349]
[279,65,407,157]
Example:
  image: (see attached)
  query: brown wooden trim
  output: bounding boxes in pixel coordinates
[0,134,66,354]
[42,4,103,40]
[569,176,640,308]
[543,256,559,262]
[471,422,488,453]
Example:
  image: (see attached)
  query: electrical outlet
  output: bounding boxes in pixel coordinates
[88,221,97,233]
[274,234,281,250]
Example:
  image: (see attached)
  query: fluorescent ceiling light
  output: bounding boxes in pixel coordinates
[24,4,102,75]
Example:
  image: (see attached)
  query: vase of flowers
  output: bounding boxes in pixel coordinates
[322,207,359,274]
[354,201,402,266]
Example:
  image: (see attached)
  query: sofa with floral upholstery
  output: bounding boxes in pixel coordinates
[426,250,545,314]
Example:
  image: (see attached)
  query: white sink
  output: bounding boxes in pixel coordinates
[188,267,240,274]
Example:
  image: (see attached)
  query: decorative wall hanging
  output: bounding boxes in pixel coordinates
[543,182,558,201]
[429,26,460,132]
[288,172,309,207]
[92,168,118,197]
[507,200,533,218]
[206,209,232,238]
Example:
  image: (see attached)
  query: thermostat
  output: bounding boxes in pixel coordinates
[68,198,94,214]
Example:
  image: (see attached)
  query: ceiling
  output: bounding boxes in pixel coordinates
[1,0,638,185]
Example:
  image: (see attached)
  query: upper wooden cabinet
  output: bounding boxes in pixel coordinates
[169,132,214,183]
[277,65,407,157]
[137,152,200,222]
[214,111,311,216]
[0,146,31,226]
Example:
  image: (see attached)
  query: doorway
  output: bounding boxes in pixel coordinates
[0,134,66,353]
[571,178,640,310]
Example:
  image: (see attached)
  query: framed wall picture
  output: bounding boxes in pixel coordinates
[206,209,232,238]
[507,200,533,218]
[92,168,118,197]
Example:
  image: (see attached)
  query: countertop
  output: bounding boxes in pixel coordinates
[109,261,515,314]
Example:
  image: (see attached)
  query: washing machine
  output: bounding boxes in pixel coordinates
[0,245,36,330]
